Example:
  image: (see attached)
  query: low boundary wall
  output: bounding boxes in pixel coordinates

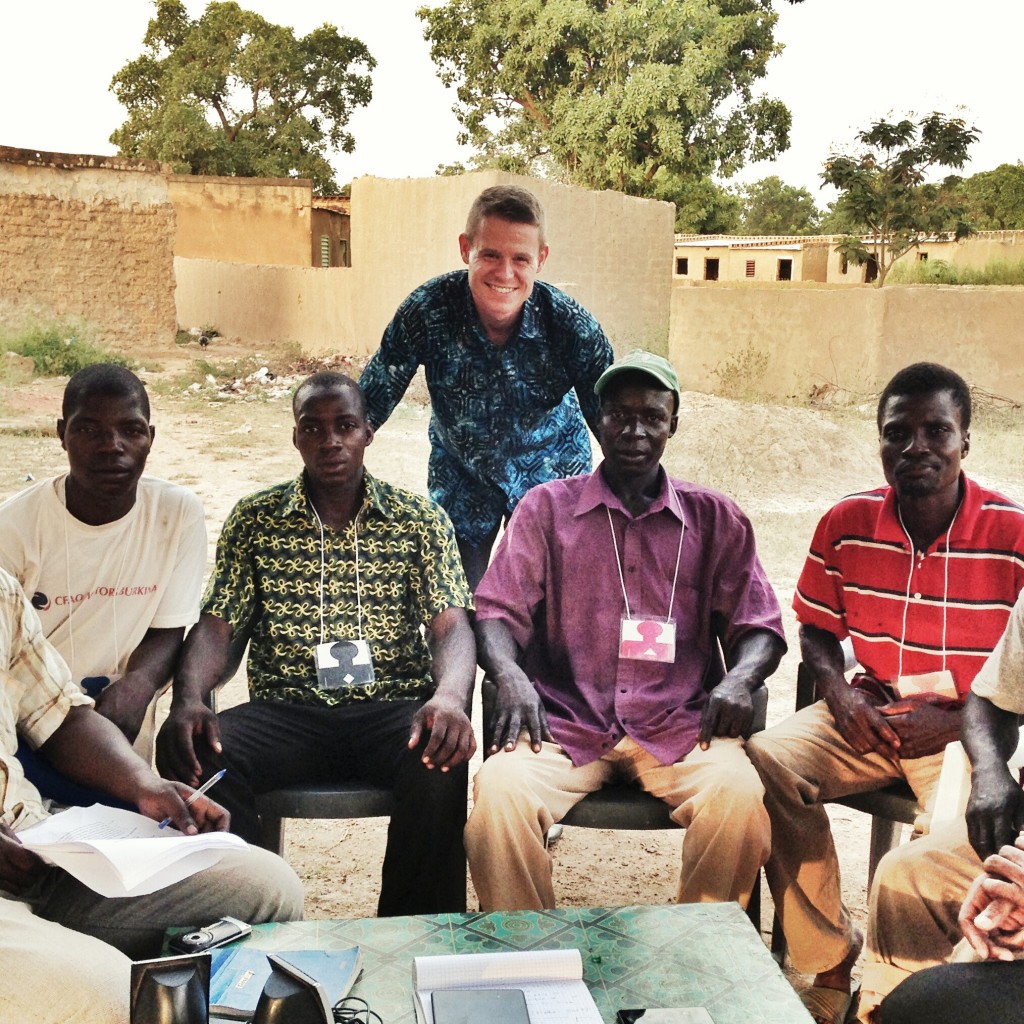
[671,283,1024,403]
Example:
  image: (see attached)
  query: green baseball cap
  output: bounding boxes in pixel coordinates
[594,350,680,401]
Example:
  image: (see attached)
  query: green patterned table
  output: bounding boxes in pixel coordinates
[211,903,810,1023]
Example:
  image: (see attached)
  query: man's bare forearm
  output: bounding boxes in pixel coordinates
[474,617,526,684]
[964,691,1022,772]
[799,623,849,702]
[427,606,476,706]
[171,613,235,705]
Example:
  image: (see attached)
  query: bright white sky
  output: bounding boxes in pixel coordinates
[1,1,1019,204]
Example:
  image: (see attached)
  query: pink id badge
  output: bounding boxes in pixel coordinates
[618,618,677,663]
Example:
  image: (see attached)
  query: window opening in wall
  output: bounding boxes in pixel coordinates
[865,254,878,283]
[704,258,719,281]
[840,255,849,275]
[777,259,793,281]
[745,260,756,278]
[320,235,330,268]
[676,257,689,275]
[340,239,350,267]
[918,251,929,261]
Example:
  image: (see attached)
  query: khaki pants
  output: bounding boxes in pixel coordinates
[745,700,945,974]
[858,820,982,1022]
[465,735,770,911]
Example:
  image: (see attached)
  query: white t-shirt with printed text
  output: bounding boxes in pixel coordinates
[0,475,206,754]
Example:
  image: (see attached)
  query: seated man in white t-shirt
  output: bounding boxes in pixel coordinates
[0,364,206,797]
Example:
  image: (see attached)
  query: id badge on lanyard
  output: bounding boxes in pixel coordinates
[619,618,677,663]
[314,638,376,691]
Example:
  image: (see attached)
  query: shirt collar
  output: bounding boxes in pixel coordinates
[876,472,980,550]
[279,469,392,523]
[574,463,685,523]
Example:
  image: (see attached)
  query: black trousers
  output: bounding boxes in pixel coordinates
[879,960,1024,1023]
[196,699,467,917]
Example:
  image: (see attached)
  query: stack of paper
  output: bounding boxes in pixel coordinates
[412,949,602,1024]
[18,804,247,897]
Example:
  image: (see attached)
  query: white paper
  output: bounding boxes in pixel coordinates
[413,949,602,1024]
[19,803,247,897]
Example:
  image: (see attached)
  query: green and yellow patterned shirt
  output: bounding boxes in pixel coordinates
[203,471,473,706]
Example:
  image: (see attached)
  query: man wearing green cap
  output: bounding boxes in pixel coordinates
[465,350,786,910]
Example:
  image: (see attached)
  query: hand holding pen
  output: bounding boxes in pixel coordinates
[159,769,227,829]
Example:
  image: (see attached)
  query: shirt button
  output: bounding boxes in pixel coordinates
[914,592,922,600]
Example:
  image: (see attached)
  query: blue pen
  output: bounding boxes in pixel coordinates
[159,769,227,829]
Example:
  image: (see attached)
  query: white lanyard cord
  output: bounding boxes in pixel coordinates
[896,501,959,680]
[310,501,364,645]
[62,478,129,677]
[607,486,685,621]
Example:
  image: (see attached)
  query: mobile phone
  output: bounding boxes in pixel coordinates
[169,916,252,954]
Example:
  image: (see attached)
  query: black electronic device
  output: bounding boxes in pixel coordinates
[130,953,211,1024]
[168,916,252,954]
[432,988,531,1024]
[251,955,333,1024]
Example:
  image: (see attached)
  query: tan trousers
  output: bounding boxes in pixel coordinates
[464,735,770,911]
[745,700,945,974]
[857,820,982,1022]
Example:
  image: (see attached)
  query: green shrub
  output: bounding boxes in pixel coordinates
[889,258,1024,286]
[4,322,133,377]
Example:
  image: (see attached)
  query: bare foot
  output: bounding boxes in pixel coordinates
[813,928,864,993]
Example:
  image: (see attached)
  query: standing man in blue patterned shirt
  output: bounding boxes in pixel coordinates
[359,185,614,589]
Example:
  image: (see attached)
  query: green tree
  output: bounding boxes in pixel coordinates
[739,176,820,234]
[821,113,979,287]
[958,163,1024,230]
[110,0,374,193]
[661,176,742,234]
[417,0,796,198]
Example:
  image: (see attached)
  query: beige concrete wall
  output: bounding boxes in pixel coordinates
[174,258,357,350]
[175,171,674,356]
[169,175,312,266]
[0,148,176,345]
[671,283,1024,402]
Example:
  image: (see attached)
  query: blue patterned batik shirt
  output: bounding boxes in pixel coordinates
[359,271,613,546]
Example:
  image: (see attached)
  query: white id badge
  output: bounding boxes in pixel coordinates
[896,669,957,699]
[314,638,376,691]
[619,618,677,663]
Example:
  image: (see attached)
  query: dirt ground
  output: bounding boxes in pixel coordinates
[5,339,1024,996]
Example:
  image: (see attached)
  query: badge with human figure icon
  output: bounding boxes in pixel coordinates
[618,618,677,663]
[314,638,376,691]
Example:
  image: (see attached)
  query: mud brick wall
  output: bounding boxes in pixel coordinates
[0,147,177,347]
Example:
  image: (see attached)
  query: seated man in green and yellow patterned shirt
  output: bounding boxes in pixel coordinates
[155,372,477,916]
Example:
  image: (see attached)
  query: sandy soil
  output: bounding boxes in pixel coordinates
[4,339,1023,994]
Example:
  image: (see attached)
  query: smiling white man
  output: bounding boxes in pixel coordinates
[358,185,614,591]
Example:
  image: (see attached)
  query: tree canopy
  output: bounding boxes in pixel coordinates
[821,113,979,286]
[110,0,374,193]
[957,163,1024,230]
[417,0,796,198]
[739,175,820,234]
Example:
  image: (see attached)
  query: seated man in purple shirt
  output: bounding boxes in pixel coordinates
[465,350,786,910]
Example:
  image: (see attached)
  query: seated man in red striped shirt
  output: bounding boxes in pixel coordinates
[746,362,1024,1024]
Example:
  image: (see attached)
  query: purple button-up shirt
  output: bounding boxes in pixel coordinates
[475,466,785,766]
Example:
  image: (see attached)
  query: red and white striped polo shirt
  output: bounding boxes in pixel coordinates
[794,475,1024,698]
